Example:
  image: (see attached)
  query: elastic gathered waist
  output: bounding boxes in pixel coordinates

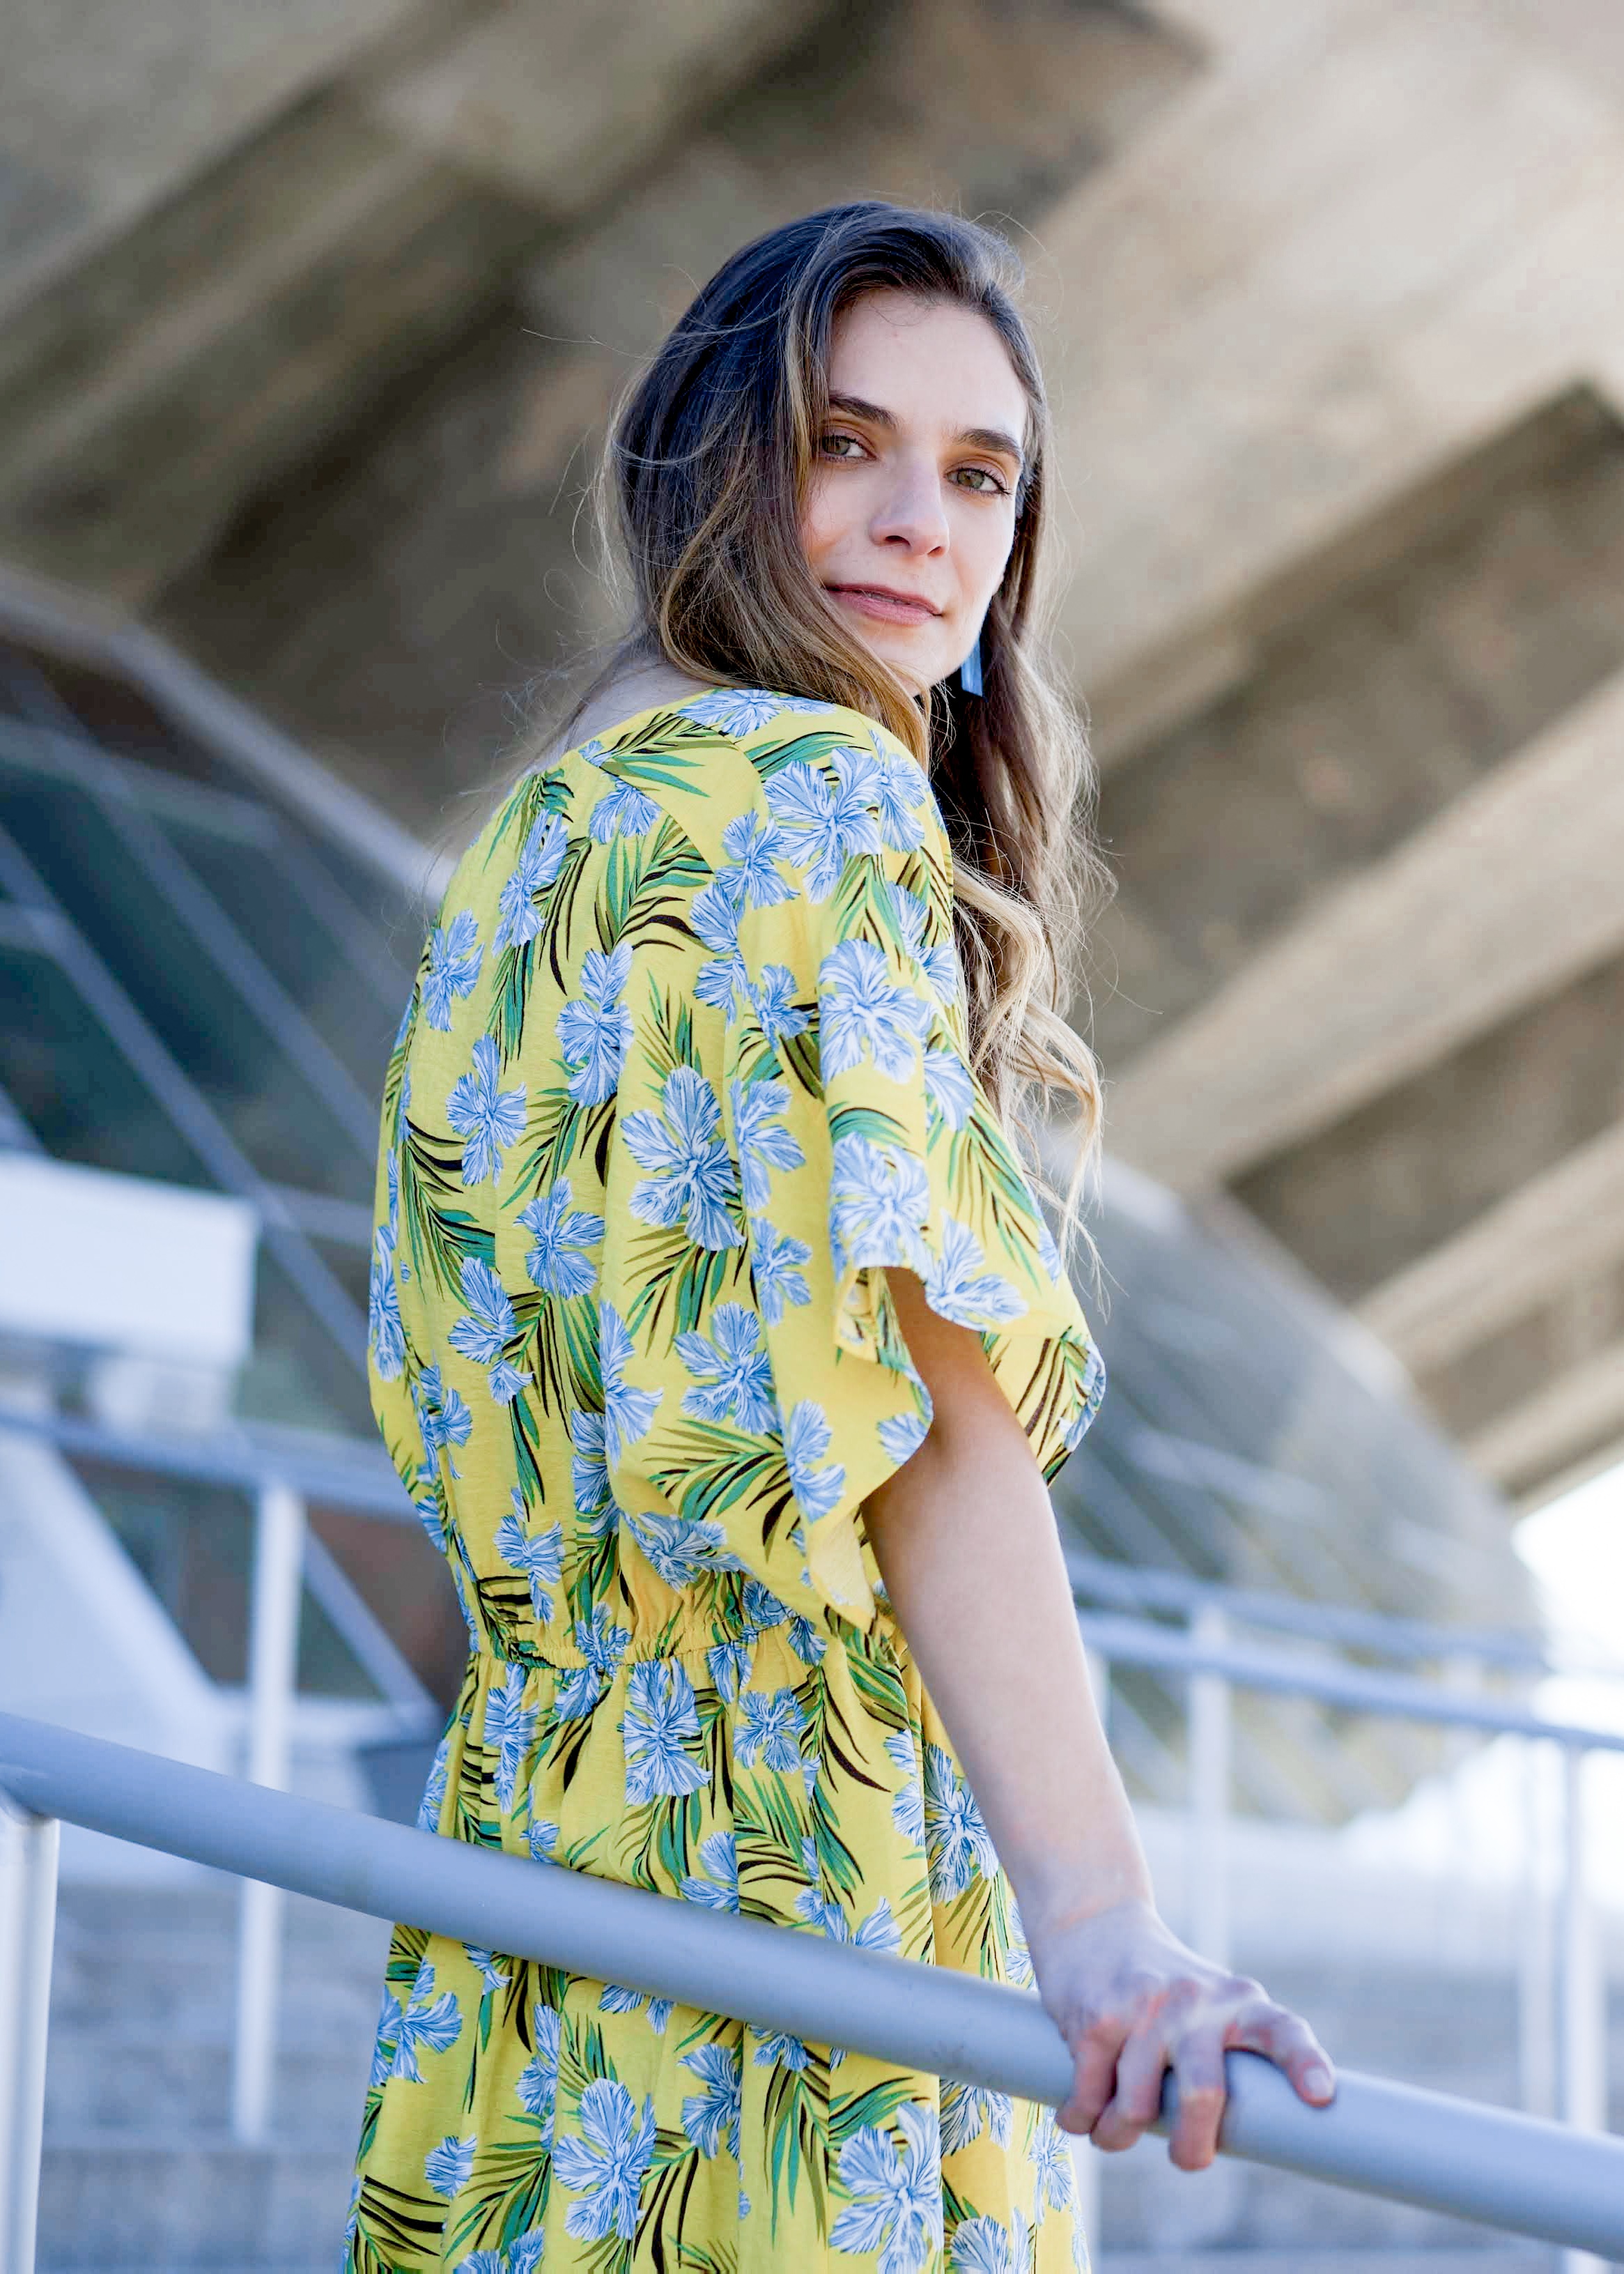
[465,1599,900,1681]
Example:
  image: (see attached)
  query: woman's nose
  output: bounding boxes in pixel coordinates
[871,459,949,553]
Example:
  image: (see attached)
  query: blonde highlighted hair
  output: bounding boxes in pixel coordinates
[566,202,1107,1240]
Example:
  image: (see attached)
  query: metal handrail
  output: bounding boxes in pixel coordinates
[0,1407,413,1521]
[1074,1608,1624,1752]
[1,1407,1598,1680]
[1064,1545,1558,1672]
[1,1712,1623,2262]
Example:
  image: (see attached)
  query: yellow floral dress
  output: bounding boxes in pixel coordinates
[346,689,1104,2274]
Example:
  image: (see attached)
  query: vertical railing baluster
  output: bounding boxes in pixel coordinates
[1559,1740,1607,2274]
[231,1480,305,2145]
[1517,1737,1559,2120]
[0,1791,60,2274]
[1188,1606,1231,1967]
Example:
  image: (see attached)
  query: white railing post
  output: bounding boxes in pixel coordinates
[231,1480,305,2146]
[1188,1606,1231,1967]
[1559,1741,1608,2274]
[0,1790,59,2274]
[1517,1737,1559,2120]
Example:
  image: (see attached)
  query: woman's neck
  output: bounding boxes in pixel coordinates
[565,657,715,749]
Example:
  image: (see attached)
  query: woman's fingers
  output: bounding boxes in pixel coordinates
[1163,2013,1230,2171]
[1056,2015,1129,2137]
[1083,1988,1332,2169]
[1232,1997,1337,2105]
[1090,2014,1179,2154]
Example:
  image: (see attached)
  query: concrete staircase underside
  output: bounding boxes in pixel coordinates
[33,1875,1624,2271]
[38,1880,386,2273]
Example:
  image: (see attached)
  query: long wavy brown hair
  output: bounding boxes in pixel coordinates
[564,201,1107,1234]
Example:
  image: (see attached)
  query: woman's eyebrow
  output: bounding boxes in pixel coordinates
[958,424,1026,468]
[828,391,897,431]
[826,393,1024,469]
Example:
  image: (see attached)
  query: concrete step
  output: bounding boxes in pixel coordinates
[37,2137,357,2271]
[1101,2257,1552,2272]
[1096,2133,1563,2259]
[47,1884,388,2053]
[44,2027,372,2132]
[38,1885,381,2266]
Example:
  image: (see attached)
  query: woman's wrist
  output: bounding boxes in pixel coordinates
[1014,1854,1157,1966]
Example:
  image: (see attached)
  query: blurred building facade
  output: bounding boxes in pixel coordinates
[7,0,1623,1516]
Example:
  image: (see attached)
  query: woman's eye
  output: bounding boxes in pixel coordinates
[819,431,865,459]
[953,466,1009,496]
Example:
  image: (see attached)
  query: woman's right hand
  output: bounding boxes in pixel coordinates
[1026,1896,1336,2170]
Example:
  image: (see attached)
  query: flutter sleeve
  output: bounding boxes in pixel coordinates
[716,705,1104,1625]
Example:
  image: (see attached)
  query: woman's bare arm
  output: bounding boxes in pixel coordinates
[863,1269,1335,2169]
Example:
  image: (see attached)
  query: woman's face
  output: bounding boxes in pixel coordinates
[801,291,1028,699]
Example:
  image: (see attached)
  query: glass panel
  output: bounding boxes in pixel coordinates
[291,822,432,940]
[0,775,371,1198]
[160,813,408,1087]
[0,940,212,1185]
[237,1246,375,1440]
[1058,1175,1520,1628]
[68,1460,379,1698]
[0,639,226,788]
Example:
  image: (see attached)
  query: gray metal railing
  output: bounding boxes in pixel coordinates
[6,1401,1622,2228]
[1,1712,1623,2274]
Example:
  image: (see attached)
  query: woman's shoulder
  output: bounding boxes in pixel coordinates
[448,680,940,919]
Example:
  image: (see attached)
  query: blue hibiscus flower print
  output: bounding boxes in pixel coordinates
[890,881,959,1002]
[424,2133,475,2199]
[749,961,810,1047]
[735,1685,807,1772]
[690,875,750,1020]
[941,2081,1014,2156]
[447,1036,526,1187]
[624,1659,708,1801]
[621,1508,741,1588]
[675,1303,778,1434]
[623,1067,742,1250]
[819,939,933,1082]
[422,909,481,1031]
[598,1300,663,1462]
[783,1399,846,1519]
[369,1224,405,1380]
[495,813,569,950]
[681,2040,743,2159]
[557,942,634,1104]
[493,1498,564,1620]
[589,778,660,840]
[555,1604,631,1720]
[748,1214,811,1324]
[552,2077,657,2243]
[829,2100,943,2274]
[729,1076,804,1208]
[829,1135,931,1276]
[518,1176,605,1296]
[718,807,794,905]
[680,1829,738,1910]
[683,687,823,734]
[766,750,884,900]
[922,1742,996,1899]
[924,1217,1028,1328]
[483,1664,537,1811]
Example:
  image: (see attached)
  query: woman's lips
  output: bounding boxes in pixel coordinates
[828,585,942,626]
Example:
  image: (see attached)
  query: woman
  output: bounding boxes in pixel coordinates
[350,203,1333,2274]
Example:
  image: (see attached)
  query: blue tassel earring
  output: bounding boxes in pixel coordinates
[959,633,984,697]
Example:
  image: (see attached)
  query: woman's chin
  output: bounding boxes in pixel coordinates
[846,631,941,700]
